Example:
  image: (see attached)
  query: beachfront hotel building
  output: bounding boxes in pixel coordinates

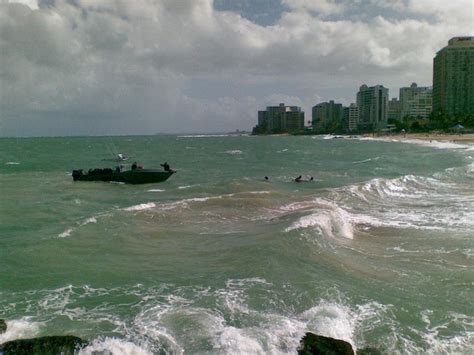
[312,100,343,131]
[356,84,389,130]
[433,37,474,116]
[399,83,432,120]
[255,103,305,134]
[388,98,401,121]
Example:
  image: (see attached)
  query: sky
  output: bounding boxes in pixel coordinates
[0,0,473,136]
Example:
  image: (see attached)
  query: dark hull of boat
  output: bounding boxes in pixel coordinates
[72,169,174,184]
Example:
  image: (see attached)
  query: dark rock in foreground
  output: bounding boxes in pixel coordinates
[0,335,87,355]
[0,319,6,334]
[298,332,355,354]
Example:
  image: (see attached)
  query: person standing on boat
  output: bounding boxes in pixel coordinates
[161,162,171,172]
[132,162,138,170]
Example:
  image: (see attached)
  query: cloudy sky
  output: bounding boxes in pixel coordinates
[0,0,472,136]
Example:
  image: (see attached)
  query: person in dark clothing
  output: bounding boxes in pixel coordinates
[131,162,137,170]
[295,175,302,182]
[161,162,171,172]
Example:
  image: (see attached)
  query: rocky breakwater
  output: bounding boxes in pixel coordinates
[298,332,381,355]
[0,320,87,355]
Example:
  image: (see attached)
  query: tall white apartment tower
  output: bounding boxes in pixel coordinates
[356,84,388,130]
[399,83,432,120]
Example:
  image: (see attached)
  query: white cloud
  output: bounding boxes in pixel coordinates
[282,0,344,15]
[0,0,472,136]
[3,0,38,10]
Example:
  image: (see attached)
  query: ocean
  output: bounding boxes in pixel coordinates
[0,134,473,354]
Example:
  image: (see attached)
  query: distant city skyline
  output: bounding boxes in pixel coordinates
[0,0,472,136]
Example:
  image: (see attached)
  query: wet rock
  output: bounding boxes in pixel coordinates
[0,335,87,354]
[0,319,6,334]
[298,332,355,354]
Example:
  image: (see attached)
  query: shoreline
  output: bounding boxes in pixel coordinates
[365,132,474,143]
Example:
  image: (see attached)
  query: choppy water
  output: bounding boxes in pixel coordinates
[0,135,473,354]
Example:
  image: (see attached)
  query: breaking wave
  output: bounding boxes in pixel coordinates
[1,280,471,353]
[123,202,156,212]
[285,199,354,240]
[222,150,243,155]
[0,318,41,344]
[283,160,474,240]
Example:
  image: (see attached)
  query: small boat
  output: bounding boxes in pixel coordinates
[72,167,175,184]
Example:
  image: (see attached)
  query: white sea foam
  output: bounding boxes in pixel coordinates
[319,134,337,140]
[359,136,473,151]
[3,281,469,353]
[282,180,473,238]
[155,195,229,211]
[0,318,41,344]
[81,217,97,225]
[352,156,380,164]
[285,199,354,239]
[58,228,73,238]
[123,202,156,212]
[280,201,318,212]
[147,189,164,192]
[215,327,265,354]
[342,172,474,232]
[177,185,193,189]
[301,302,355,345]
[347,173,461,206]
[79,338,151,355]
[223,150,243,155]
[37,285,75,311]
[5,162,20,165]
[467,162,474,173]
[212,293,390,353]
[419,310,474,354]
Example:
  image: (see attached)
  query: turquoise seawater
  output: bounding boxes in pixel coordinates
[0,135,473,353]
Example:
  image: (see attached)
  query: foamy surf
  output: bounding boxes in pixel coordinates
[123,203,156,212]
[58,228,73,238]
[285,199,354,239]
[79,338,151,355]
[359,136,473,151]
[0,318,41,344]
[341,171,474,233]
[352,156,380,164]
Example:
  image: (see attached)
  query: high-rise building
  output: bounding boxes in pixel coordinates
[254,103,305,134]
[399,83,432,120]
[388,98,401,121]
[348,103,359,131]
[312,100,343,130]
[433,37,474,116]
[356,84,388,130]
[342,106,350,131]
